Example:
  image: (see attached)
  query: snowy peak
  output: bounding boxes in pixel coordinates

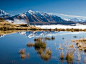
[0,9,7,15]
[0,9,75,25]
[69,18,86,22]
[27,10,35,15]
[28,10,34,13]
[0,9,10,18]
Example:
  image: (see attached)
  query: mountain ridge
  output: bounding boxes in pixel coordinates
[0,9,76,25]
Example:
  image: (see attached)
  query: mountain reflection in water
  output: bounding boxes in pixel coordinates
[0,31,86,64]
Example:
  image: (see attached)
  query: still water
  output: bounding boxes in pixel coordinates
[0,31,86,64]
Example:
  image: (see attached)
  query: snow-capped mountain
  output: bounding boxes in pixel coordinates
[19,31,59,38]
[63,18,86,25]
[0,9,75,25]
[0,9,11,18]
[69,18,86,22]
[7,10,75,25]
[9,10,66,22]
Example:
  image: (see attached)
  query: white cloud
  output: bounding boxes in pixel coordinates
[60,14,86,19]
[6,19,27,24]
[48,12,86,20]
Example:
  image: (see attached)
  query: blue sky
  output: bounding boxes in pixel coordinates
[0,0,86,19]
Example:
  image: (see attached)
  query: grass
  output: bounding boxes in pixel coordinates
[19,49,30,59]
[58,47,63,50]
[44,37,51,40]
[0,18,41,31]
[65,52,73,62]
[27,53,30,58]
[19,49,25,54]
[39,49,52,61]
[27,38,47,48]
[69,45,73,48]
[34,38,42,42]
[34,38,46,48]
[21,54,26,59]
[40,53,50,61]
[1,17,86,32]
[35,42,46,48]
[46,49,51,55]
[37,48,43,54]
[84,47,86,52]
[76,42,79,46]
[72,38,86,44]
[79,46,83,51]
[60,53,64,60]
[28,37,52,61]
[27,42,34,47]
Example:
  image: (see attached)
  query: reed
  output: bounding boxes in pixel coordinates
[19,49,25,54]
[27,42,34,47]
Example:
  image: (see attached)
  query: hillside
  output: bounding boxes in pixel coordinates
[0,18,17,27]
[0,18,40,30]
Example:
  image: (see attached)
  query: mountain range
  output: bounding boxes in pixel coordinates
[0,9,86,25]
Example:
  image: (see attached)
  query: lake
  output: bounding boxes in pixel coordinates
[0,31,86,64]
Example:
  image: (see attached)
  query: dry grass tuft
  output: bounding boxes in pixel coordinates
[66,52,73,62]
[40,53,50,61]
[37,48,43,54]
[46,49,51,55]
[19,49,25,54]
[21,54,26,59]
[27,42,34,47]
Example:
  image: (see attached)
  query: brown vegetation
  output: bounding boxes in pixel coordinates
[66,52,73,62]
[0,18,41,31]
[1,18,86,32]
[19,49,30,59]
[27,42,34,47]
[19,49,25,54]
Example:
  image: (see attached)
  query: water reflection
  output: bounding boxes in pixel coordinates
[19,31,58,38]
[26,37,53,61]
[18,31,86,63]
[1,31,86,64]
[19,48,29,59]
